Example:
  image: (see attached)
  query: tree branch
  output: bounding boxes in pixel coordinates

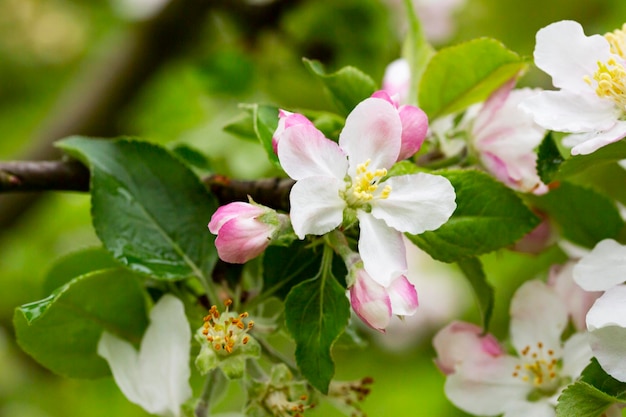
[0,159,294,211]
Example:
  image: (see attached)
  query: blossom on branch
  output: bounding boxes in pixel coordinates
[208,201,291,264]
[520,20,626,155]
[275,97,456,287]
[433,280,592,417]
[97,295,192,417]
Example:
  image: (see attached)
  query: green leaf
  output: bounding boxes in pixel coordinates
[457,257,494,331]
[529,182,624,248]
[262,240,324,300]
[554,139,626,180]
[556,359,626,417]
[43,247,119,295]
[407,170,539,262]
[238,104,280,167]
[303,58,377,116]
[284,252,350,394]
[401,0,435,105]
[170,143,213,173]
[223,111,257,142]
[418,38,527,119]
[14,268,148,378]
[536,132,565,184]
[57,137,219,283]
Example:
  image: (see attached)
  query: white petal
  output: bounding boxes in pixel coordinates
[371,173,456,234]
[567,121,626,155]
[138,295,192,417]
[589,325,626,382]
[339,97,402,175]
[534,20,612,91]
[357,212,407,287]
[289,176,345,239]
[386,276,418,316]
[98,295,192,417]
[444,356,530,416]
[519,90,618,133]
[561,332,593,379]
[587,285,626,330]
[502,401,556,417]
[573,239,626,291]
[277,123,348,181]
[509,280,567,355]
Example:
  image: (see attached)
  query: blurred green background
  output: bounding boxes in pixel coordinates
[1,0,625,416]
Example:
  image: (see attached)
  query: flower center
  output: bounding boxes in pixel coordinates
[511,342,561,394]
[584,25,626,111]
[344,159,391,207]
[202,299,254,354]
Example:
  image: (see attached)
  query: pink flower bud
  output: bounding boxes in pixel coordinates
[208,202,281,264]
[272,110,315,154]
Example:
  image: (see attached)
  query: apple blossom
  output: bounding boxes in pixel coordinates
[433,280,593,417]
[275,96,456,286]
[208,201,290,264]
[573,239,626,382]
[520,20,626,155]
[97,295,192,417]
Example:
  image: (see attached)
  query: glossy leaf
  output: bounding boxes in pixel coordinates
[457,257,494,331]
[57,137,218,283]
[418,38,526,119]
[554,139,626,180]
[529,182,624,248]
[556,359,626,417]
[14,268,148,378]
[407,170,539,262]
[43,247,119,294]
[285,265,350,393]
[536,132,565,185]
[303,58,377,116]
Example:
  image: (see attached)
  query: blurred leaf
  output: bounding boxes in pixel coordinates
[223,111,257,142]
[556,359,626,417]
[407,170,539,262]
[57,137,218,282]
[285,254,350,393]
[457,257,494,331]
[418,38,526,119]
[554,140,626,180]
[238,104,280,167]
[401,0,435,105]
[196,49,255,96]
[14,268,148,378]
[529,182,624,248]
[170,143,213,173]
[536,132,565,185]
[303,58,377,116]
[43,247,118,295]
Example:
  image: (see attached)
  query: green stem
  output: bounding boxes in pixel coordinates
[256,336,300,377]
[194,368,226,417]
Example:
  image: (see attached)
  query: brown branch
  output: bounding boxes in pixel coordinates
[0,159,293,210]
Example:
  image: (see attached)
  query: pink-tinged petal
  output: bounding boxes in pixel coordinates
[519,90,618,133]
[560,332,593,379]
[573,239,626,291]
[381,58,410,102]
[512,215,554,253]
[372,173,456,234]
[386,276,418,316]
[277,123,348,181]
[272,110,315,153]
[444,356,529,416]
[208,202,266,234]
[339,97,402,174]
[289,176,345,239]
[433,321,503,375]
[473,78,516,132]
[349,270,392,331]
[548,261,602,331]
[397,105,428,160]
[509,280,567,356]
[566,120,626,155]
[214,217,273,264]
[357,212,407,287]
[534,20,612,92]
[371,90,397,107]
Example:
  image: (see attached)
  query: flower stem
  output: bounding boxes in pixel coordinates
[194,368,226,417]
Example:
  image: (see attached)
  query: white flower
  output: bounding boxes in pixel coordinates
[573,238,626,382]
[433,280,593,417]
[97,295,192,417]
[275,96,456,286]
[520,20,626,155]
